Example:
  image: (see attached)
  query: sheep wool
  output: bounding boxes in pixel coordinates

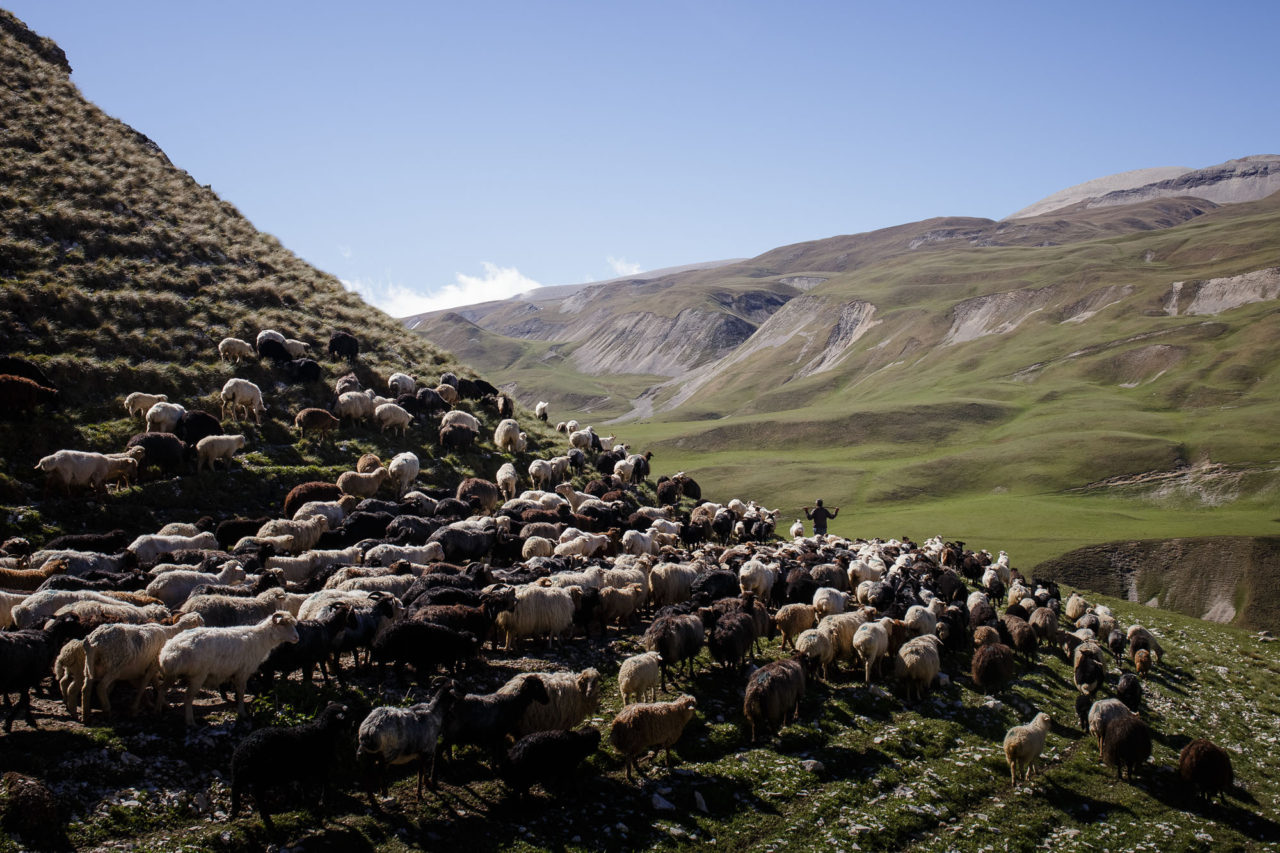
[1003,712,1052,784]
[609,694,697,781]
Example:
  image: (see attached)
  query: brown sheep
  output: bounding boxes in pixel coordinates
[456,477,503,513]
[971,642,1016,693]
[0,558,69,592]
[282,481,343,519]
[609,694,697,781]
[294,408,340,440]
[0,374,58,417]
[1179,739,1234,802]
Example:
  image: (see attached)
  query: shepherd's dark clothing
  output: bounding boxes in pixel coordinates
[804,505,838,534]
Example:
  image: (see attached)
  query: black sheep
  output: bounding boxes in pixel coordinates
[428,526,495,563]
[707,610,755,669]
[785,568,820,606]
[690,569,740,603]
[970,642,1016,694]
[257,338,292,365]
[676,474,701,501]
[230,702,354,831]
[125,432,187,478]
[1179,738,1234,802]
[371,622,481,679]
[387,515,442,545]
[214,516,274,551]
[44,528,130,553]
[439,423,477,451]
[1116,672,1142,712]
[283,358,323,384]
[500,726,600,800]
[655,478,681,507]
[1073,656,1104,696]
[0,614,83,732]
[258,603,351,687]
[1107,629,1127,659]
[174,410,223,453]
[282,481,343,519]
[332,594,400,675]
[1075,692,1094,731]
[1101,713,1152,781]
[328,331,360,363]
[0,357,56,390]
[339,511,394,541]
[439,371,458,388]
[415,387,448,415]
[439,677,550,771]
[642,613,704,687]
[0,375,59,417]
[743,656,806,742]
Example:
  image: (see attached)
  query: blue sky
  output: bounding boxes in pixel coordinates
[9,2,1280,315]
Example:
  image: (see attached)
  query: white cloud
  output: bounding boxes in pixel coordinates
[337,244,352,259]
[607,255,643,277]
[342,262,543,318]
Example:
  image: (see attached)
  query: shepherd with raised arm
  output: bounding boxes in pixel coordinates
[803,499,839,536]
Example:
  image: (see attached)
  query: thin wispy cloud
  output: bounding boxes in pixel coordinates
[337,244,352,259]
[607,256,643,277]
[342,262,543,318]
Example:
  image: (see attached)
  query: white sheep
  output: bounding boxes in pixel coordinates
[256,514,330,553]
[618,651,662,705]
[497,668,602,735]
[388,452,420,498]
[441,410,481,432]
[774,604,818,650]
[789,519,804,539]
[12,589,133,628]
[621,529,660,557]
[494,583,575,651]
[496,463,519,500]
[158,611,299,726]
[434,383,459,404]
[333,390,374,424]
[283,338,311,359]
[218,338,254,364]
[128,531,219,565]
[292,500,348,527]
[181,589,300,626]
[904,604,938,638]
[124,391,168,419]
[221,378,267,424]
[337,467,389,498]
[34,450,113,496]
[613,458,635,482]
[527,459,553,490]
[145,401,186,433]
[81,612,206,720]
[648,562,698,609]
[364,542,443,567]
[494,418,522,453]
[738,559,778,602]
[1004,712,1052,784]
[813,587,849,619]
[818,611,869,662]
[146,560,247,609]
[535,401,549,421]
[386,371,415,397]
[256,329,286,350]
[196,434,246,473]
[853,619,890,683]
[796,628,836,679]
[375,403,413,437]
[54,639,86,718]
[895,634,942,702]
[0,591,26,629]
[521,537,555,560]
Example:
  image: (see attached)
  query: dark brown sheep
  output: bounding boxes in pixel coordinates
[1101,712,1151,781]
[0,374,58,417]
[743,656,806,742]
[1179,738,1234,802]
[970,642,1016,693]
[282,481,343,519]
[295,407,340,440]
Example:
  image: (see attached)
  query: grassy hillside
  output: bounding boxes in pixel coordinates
[0,9,562,533]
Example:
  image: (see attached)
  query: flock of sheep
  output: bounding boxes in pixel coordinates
[0,331,1242,840]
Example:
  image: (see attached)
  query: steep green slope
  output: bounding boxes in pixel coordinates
[0,10,557,534]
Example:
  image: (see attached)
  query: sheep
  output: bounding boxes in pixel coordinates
[54,599,169,630]
[457,477,503,513]
[895,634,942,701]
[124,391,169,419]
[441,410,481,432]
[434,383,459,404]
[494,584,575,651]
[194,434,245,473]
[0,374,58,418]
[80,612,205,720]
[34,450,113,496]
[1087,698,1133,750]
[904,604,937,638]
[12,589,148,629]
[743,656,806,742]
[357,682,456,801]
[813,586,849,619]
[1127,624,1165,664]
[1065,593,1089,622]
[292,407,340,442]
[795,627,836,679]
[501,726,600,800]
[738,559,778,602]
[0,557,68,592]
[256,514,329,554]
[535,401,549,421]
[439,677,551,771]
[220,378,267,424]
[129,530,220,566]
[371,621,481,679]
[1179,739,1234,802]
[648,562,699,609]
[365,542,444,567]
[158,611,299,726]
[971,642,1017,693]
[1101,712,1152,781]
[328,331,360,363]
[597,583,646,630]
[0,614,83,731]
[642,613,704,686]
[609,694,697,781]
[1134,648,1153,677]
[494,418,522,453]
[54,638,86,718]
[333,390,374,424]
[495,668,602,737]
[852,619,890,683]
[528,459,553,490]
[144,401,187,434]
[180,588,295,628]
[819,611,869,663]
[216,337,253,364]
[496,462,520,501]
[1004,712,1052,784]
[230,701,352,831]
[618,651,663,705]
[0,591,27,627]
[522,536,554,559]
[620,529,660,557]
[338,468,390,499]
[386,372,415,397]
[440,423,478,450]
[101,452,140,490]
[257,601,351,687]
[146,561,246,608]
[375,402,413,436]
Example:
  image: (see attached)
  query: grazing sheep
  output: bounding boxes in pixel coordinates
[618,651,663,705]
[1101,712,1152,781]
[80,612,205,720]
[743,656,806,742]
[1134,648,1153,677]
[642,613,704,686]
[145,401,186,433]
[494,584,575,651]
[1116,672,1142,712]
[0,614,84,731]
[441,410,481,432]
[372,621,481,679]
[971,642,1017,694]
[53,638,86,718]
[125,432,187,479]
[501,726,599,800]
[129,530,220,565]
[295,407,340,440]
[497,668,602,736]
[338,468,390,499]
[852,619,890,683]
[0,558,68,592]
[34,450,113,496]
[387,372,415,397]
[1087,698,1132,750]
[158,611,299,726]
[440,677,551,771]
[494,419,522,453]
[434,383,459,404]
[496,462,519,501]
[333,390,374,425]
[795,627,835,679]
[895,634,942,701]
[535,401,549,421]
[328,331,360,363]
[124,391,169,419]
[609,694,697,781]
[218,338,254,364]
[1179,739,1234,802]
[439,423,478,450]
[220,378,267,424]
[195,434,246,473]
[375,402,413,436]
[1003,712,1052,784]
[357,682,456,801]
[1128,624,1165,664]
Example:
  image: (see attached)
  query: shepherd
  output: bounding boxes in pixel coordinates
[803,499,839,536]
